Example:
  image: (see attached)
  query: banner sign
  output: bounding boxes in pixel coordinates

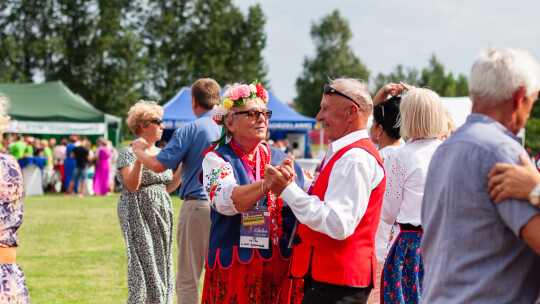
[7,121,106,135]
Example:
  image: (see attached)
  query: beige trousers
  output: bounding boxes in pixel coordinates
[176,199,211,304]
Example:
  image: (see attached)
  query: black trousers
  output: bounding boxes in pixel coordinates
[301,277,371,304]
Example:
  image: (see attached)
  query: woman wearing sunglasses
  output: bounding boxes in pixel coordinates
[200,82,312,303]
[117,100,182,303]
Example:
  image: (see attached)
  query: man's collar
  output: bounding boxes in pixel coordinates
[328,129,369,155]
[198,111,212,118]
[467,113,521,143]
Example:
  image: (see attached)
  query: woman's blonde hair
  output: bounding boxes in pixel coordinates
[0,94,11,136]
[126,100,163,136]
[398,88,447,139]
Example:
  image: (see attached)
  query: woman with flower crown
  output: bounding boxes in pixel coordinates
[201,82,312,304]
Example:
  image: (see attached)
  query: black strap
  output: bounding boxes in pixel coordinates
[399,223,423,232]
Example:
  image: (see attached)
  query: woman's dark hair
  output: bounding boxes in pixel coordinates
[372,96,401,140]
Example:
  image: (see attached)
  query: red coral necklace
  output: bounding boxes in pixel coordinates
[230,140,284,245]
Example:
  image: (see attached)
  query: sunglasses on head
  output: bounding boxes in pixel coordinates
[235,110,272,120]
[323,84,361,108]
[150,118,163,126]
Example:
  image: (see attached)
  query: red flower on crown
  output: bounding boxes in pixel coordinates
[256,83,265,99]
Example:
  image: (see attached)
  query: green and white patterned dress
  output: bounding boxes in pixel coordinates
[117,145,174,304]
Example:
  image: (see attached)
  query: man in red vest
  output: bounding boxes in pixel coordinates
[265,77,386,303]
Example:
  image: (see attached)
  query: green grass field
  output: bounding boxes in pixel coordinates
[18,193,182,303]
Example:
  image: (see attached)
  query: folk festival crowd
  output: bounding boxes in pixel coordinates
[0,46,540,304]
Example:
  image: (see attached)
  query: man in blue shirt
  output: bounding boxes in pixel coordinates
[133,78,221,304]
[421,48,540,303]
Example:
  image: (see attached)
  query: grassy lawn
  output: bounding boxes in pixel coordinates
[17,193,182,303]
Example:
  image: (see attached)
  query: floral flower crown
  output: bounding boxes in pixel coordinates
[211,81,269,125]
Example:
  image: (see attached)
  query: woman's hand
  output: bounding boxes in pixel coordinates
[400,82,416,92]
[277,157,297,180]
[487,153,540,202]
[265,164,295,196]
[373,83,404,106]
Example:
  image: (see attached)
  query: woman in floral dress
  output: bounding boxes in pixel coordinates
[201,82,312,304]
[0,94,30,303]
[117,100,181,304]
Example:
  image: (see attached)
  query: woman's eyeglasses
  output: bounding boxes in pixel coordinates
[323,84,361,108]
[150,119,163,126]
[235,110,272,120]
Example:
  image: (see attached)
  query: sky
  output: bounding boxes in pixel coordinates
[233,0,540,105]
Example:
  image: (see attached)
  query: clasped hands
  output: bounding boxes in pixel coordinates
[264,156,297,196]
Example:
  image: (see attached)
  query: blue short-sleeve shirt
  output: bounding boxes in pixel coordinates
[156,111,221,199]
[421,114,540,304]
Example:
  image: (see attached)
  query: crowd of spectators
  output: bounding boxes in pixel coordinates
[0,133,118,195]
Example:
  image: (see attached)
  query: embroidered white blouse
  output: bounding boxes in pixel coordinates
[380,138,442,227]
[281,130,385,240]
[374,144,403,262]
[202,144,313,216]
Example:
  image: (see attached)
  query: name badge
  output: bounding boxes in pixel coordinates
[240,206,270,249]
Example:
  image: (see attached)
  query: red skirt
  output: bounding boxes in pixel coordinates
[201,247,304,304]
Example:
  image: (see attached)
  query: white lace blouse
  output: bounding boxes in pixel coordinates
[380,138,442,227]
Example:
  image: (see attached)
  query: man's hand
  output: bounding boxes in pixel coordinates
[265,165,295,196]
[487,153,540,202]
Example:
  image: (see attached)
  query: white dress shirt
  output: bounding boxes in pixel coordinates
[281,130,385,240]
[381,138,442,227]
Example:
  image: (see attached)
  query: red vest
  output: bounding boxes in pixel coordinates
[289,138,385,287]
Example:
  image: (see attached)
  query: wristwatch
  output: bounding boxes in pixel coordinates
[528,182,540,206]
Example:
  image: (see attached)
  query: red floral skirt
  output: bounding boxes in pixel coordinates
[201,249,304,304]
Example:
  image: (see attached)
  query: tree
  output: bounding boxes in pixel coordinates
[419,55,469,97]
[373,55,469,97]
[0,0,55,82]
[144,0,268,101]
[0,0,148,117]
[295,10,370,117]
[373,65,420,90]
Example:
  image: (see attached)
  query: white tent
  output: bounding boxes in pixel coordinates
[440,97,472,128]
[367,96,525,141]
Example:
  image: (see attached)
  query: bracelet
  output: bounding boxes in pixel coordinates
[261,180,267,196]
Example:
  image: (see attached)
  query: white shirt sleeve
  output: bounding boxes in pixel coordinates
[281,148,384,240]
[300,168,314,192]
[201,152,239,215]
[380,152,404,225]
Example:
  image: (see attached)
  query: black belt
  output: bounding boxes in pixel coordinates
[399,223,423,232]
[184,195,203,201]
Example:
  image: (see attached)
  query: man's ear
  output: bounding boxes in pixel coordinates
[513,86,527,109]
[348,104,359,121]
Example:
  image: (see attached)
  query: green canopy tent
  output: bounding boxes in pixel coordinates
[0,81,121,147]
